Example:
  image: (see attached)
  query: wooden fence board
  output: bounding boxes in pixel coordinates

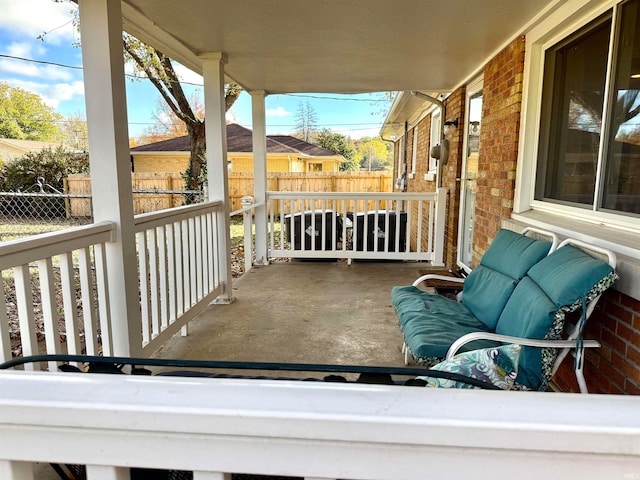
[66,172,392,217]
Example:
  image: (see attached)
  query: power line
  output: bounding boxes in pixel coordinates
[0,54,394,102]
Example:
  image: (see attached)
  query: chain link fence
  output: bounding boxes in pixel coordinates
[0,178,203,242]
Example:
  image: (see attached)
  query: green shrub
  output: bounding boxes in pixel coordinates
[0,147,89,192]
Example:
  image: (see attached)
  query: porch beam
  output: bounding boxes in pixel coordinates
[251,90,269,265]
[78,0,142,355]
[200,53,234,302]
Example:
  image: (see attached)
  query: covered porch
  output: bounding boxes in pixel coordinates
[1,0,640,478]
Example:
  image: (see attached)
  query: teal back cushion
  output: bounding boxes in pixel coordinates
[527,244,615,307]
[496,244,615,389]
[462,229,552,330]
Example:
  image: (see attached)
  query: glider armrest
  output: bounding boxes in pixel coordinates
[412,274,466,287]
[446,332,600,360]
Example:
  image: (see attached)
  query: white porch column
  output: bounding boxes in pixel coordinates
[251,90,269,265]
[78,0,142,355]
[200,53,234,302]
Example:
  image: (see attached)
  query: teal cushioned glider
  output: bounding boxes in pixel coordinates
[496,244,616,390]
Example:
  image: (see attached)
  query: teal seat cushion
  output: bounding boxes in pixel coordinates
[392,286,495,362]
[496,244,617,390]
[461,229,552,330]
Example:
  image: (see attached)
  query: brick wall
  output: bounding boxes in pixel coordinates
[553,290,640,394]
[133,154,189,173]
[472,36,526,266]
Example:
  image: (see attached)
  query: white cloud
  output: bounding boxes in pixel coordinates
[0,57,73,81]
[266,106,291,117]
[6,41,45,58]
[0,0,77,45]
[172,63,204,86]
[8,79,84,108]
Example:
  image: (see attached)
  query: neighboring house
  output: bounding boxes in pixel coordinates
[130,123,343,173]
[382,3,640,394]
[0,138,70,164]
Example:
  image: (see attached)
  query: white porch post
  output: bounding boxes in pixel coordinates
[200,53,234,302]
[78,0,142,355]
[251,91,269,265]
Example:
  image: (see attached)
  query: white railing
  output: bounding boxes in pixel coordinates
[0,222,116,369]
[0,201,225,364]
[267,190,446,264]
[135,201,224,354]
[1,370,639,479]
[229,196,265,275]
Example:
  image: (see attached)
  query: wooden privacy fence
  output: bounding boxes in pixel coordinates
[66,171,393,217]
[66,173,199,217]
[231,171,392,212]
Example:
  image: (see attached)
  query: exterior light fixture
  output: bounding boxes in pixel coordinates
[443,118,459,137]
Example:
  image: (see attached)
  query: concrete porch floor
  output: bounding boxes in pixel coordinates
[151,261,434,377]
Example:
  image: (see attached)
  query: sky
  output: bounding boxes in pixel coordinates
[0,0,392,141]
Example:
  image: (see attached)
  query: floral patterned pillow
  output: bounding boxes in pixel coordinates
[417,344,521,390]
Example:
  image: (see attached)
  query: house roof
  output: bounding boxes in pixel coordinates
[131,123,341,158]
[121,0,559,94]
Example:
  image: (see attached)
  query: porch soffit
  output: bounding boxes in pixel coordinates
[121,0,560,95]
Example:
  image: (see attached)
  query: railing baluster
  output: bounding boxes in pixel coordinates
[189,217,197,307]
[416,199,424,254]
[85,464,129,480]
[180,219,189,314]
[166,222,177,326]
[387,200,400,253]
[0,279,12,363]
[136,231,151,345]
[403,200,411,254]
[37,258,61,371]
[59,252,81,360]
[195,215,203,301]
[78,247,99,355]
[427,199,434,257]
[157,225,169,330]
[94,242,113,356]
[148,228,160,339]
[14,265,38,370]
[0,460,34,480]
[193,473,231,480]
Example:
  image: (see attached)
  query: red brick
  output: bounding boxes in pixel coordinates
[609,303,634,324]
[625,379,640,395]
[601,326,627,353]
[617,322,640,347]
[627,344,640,366]
[620,293,640,311]
[598,358,627,390]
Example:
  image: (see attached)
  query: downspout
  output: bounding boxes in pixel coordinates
[410,91,446,188]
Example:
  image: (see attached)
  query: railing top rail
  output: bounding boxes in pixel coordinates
[134,199,223,231]
[0,221,115,270]
[267,191,438,200]
[229,200,265,217]
[1,371,639,464]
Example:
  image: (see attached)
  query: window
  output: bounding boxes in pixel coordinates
[536,1,640,216]
[308,162,322,172]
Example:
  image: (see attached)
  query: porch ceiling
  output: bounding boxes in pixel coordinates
[122,0,559,94]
